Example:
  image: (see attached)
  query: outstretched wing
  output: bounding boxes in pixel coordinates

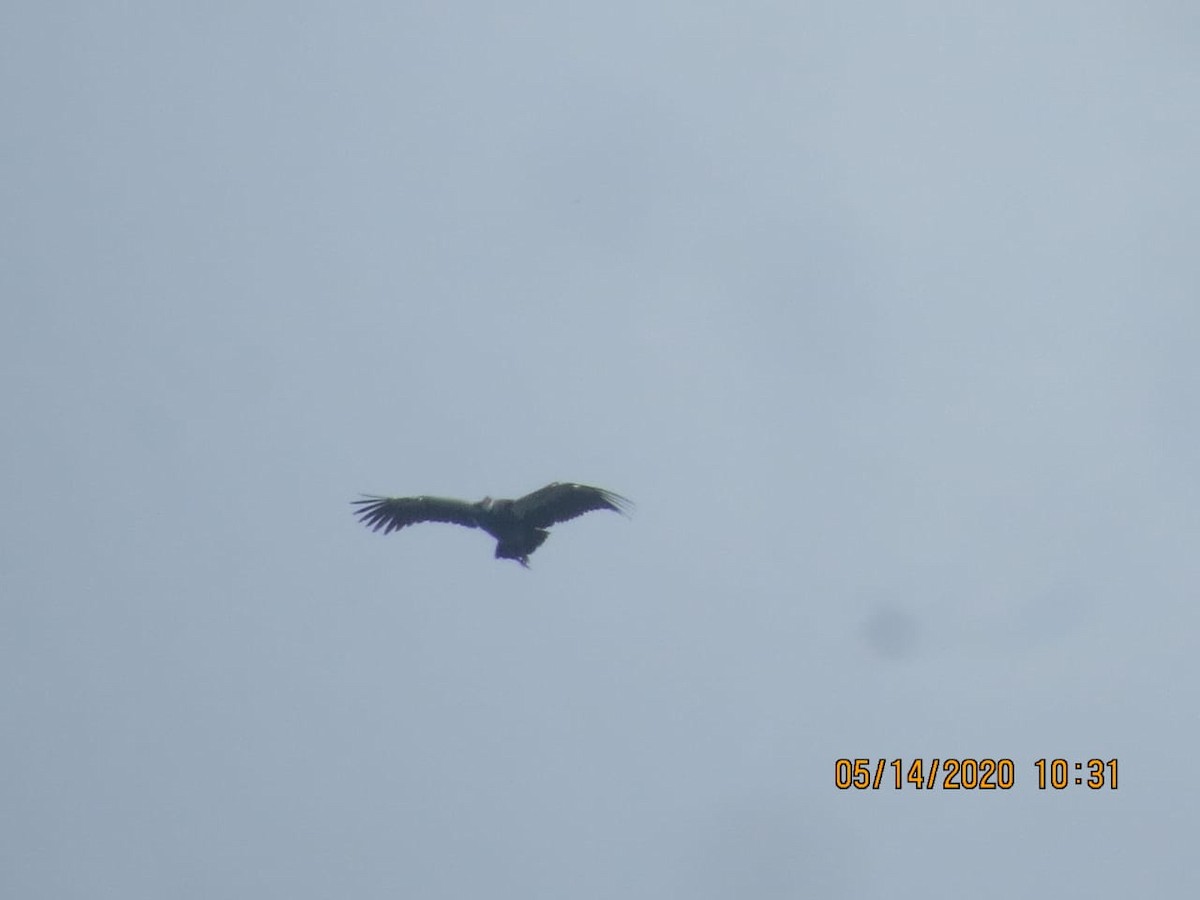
[351,495,480,535]
[511,482,632,528]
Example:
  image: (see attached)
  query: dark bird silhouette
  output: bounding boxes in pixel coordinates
[351,482,631,566]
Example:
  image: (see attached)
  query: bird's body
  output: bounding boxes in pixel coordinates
[352,482,630,566]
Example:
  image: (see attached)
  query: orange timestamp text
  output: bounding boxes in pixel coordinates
[834,758,1119,790]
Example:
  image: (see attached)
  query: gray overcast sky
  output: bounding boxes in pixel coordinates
[3,1,1198,897]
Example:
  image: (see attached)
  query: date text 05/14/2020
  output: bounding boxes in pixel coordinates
[834,758,1119,791]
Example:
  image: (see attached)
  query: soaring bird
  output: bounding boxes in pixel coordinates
[351,482,631,566]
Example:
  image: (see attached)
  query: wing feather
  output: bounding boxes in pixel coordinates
[511,482,633,528]
[351,495,480,535]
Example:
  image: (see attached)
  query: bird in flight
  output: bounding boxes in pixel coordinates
[351,482,631,567]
